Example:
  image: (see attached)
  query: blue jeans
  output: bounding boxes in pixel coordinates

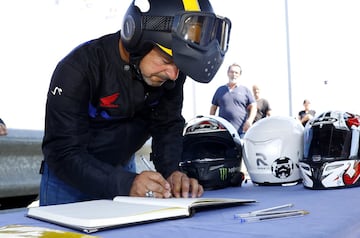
[39,156,136,206]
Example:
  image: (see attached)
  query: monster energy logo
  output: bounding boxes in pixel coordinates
[219,168,228,181]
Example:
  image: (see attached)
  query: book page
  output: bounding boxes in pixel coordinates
[113,196,256,209]
[112,196,198,208]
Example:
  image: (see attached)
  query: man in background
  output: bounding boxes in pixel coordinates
[252,84,272,123]
[210,63,257,138]
[298,99,316,126]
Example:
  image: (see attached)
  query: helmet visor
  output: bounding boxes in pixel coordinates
[304,125,351,162]
[174,12,231,53]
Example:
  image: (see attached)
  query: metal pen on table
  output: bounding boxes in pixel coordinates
[234,203,294,219]
[237,210,309,223]
[235,209,301,219]
[250,203,294,214]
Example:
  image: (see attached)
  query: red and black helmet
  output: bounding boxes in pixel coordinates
[299,111,360,189]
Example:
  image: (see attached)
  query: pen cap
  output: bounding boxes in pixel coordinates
[243,116,303,185]
[180,115,244,190]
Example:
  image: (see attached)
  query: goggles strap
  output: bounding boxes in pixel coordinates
[142,16,173,32]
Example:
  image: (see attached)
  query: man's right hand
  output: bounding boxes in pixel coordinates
[129,171,172,198]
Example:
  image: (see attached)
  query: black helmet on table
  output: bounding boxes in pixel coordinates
[179,115,244,190]
[299,110,360,189]
[121,0,231,83]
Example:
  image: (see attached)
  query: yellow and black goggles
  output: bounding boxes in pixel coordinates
[173,12,231,53]
[142,11,231,54]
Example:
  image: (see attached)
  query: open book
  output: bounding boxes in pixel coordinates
[27,196,255,233]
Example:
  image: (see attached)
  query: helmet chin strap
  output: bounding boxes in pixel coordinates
[128,52,144,81]
[119,38,146,83]
[128,42,155,83]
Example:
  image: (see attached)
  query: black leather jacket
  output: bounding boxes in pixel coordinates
[42,31,186,199]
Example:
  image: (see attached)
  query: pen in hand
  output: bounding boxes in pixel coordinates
[140,155,173,198]
[141,155,155,171]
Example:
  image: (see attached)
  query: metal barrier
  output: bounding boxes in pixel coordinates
[0,129,43,199]
[0,129,152,200]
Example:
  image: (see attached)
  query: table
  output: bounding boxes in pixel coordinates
[1,181,359,238]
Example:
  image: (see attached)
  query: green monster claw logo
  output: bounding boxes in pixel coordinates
[219,168,228,181]
[219,166,240,181]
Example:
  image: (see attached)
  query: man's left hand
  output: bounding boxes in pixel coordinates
[243,120,253,132]
[167,171,204,198]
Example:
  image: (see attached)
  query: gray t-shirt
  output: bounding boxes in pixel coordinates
[211,85,255,134]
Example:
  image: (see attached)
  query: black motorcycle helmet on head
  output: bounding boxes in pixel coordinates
[121,0,231,83]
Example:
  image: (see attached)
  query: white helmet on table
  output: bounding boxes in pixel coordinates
[243,116,304,185]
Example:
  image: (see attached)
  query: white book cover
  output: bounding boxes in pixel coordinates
[27,197,255,233]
